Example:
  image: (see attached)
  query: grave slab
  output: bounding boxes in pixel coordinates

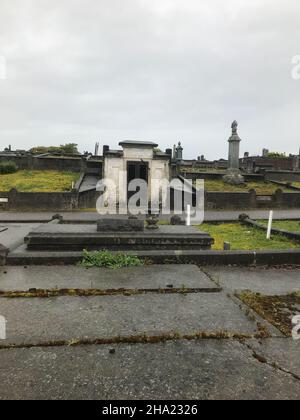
[0,340,299,400]
[0,293,257,346]
[0,265,215,291]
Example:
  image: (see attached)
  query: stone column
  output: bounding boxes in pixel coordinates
[176,142,183,160]
[223,121,245,185]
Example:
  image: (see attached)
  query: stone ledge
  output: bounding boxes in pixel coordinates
[6,248,300,267]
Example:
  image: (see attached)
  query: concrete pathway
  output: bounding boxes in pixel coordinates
[0,265,299,399]
[206,266,300,295]
[0,209,299,223]
[1,340,299,400]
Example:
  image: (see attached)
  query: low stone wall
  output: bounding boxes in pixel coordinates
[206,190,300,210]
[279,192,300,208]
[78,189,101,209]
[1,186,300,212]
[265,170,300,182]
[205,191,257,210]
[0,155,86,172]
[5,248,300,267]
[0,155,103,174]
[2,189,78,211]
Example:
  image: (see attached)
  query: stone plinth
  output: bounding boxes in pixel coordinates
[223,170,245,186]
[24,224,214,251]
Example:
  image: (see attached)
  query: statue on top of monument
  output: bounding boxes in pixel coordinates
[231,120,238,135]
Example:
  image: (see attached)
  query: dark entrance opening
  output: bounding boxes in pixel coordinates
[127,161,149,205]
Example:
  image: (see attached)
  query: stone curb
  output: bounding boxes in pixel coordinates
[240,214,300,242]
[6,248,300,267]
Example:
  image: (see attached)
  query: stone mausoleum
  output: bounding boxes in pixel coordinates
[102,140,172,206]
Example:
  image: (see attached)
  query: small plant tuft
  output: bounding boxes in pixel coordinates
[79,249,143,269]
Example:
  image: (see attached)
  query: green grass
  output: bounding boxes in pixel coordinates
[259,220,300,232]
[0,170,79,192]
[202,180,288,194]
[199,222,300,250]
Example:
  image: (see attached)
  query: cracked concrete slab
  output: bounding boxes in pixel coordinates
[0,265,215,291]
[248,338,300,378]
[0,293,257,346]
[206,267,300,295]
[0,340,299,400]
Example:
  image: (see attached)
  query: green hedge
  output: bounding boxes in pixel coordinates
[0,161,18,174]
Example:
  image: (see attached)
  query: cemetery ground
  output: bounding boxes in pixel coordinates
[0,214,300,400]
[199,222,300,250]
[0,170,295,194]
[0,170,79,192]
[202,180,290,194]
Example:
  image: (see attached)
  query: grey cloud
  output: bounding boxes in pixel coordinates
[0,0,300,159]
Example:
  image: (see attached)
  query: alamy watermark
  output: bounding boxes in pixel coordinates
[292,315,300,341]
[0,55,7,80]
[96,175,205,224]
[291,55,300,80]
[0,315,6,340]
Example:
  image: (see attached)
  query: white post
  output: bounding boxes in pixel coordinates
[186,205,191,226]
[266,210,273,240]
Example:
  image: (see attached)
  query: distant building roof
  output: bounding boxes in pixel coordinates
[119,140,158,148]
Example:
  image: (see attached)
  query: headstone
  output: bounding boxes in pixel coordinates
[223,121,245,185]
[97,218,144,232]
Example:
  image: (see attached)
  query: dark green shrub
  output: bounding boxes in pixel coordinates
[0,161,18,174]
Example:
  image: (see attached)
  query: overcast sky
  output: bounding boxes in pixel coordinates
[0,0,299,159]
